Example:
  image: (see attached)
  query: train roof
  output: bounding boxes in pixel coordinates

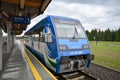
[25,15,79,35]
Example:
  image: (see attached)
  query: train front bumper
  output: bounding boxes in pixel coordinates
[59,54,94,73]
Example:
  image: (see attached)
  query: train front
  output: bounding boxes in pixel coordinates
[53,17,94,73]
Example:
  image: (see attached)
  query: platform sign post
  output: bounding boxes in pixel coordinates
[0,12,3,71]
[11,16,30,24]
[7,21,11,52]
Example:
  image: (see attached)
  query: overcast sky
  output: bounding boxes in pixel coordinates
[21,0,120,36]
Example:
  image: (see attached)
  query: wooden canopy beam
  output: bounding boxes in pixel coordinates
[2,11,9,18]
[20,0,25,9]
[1,0,51,35]
[1,0,42,8]
[40,0,51,13]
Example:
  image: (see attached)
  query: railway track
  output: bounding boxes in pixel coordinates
[57,70,99,80]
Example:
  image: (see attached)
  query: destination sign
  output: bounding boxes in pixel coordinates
[11,16,30,24]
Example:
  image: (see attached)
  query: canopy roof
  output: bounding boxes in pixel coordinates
[1,0,51,35]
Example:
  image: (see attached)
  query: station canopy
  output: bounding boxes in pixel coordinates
[0,0,51,35]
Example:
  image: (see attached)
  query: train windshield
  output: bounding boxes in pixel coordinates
[53,19,86,39]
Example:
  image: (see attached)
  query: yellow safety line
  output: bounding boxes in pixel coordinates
[26,47,58,80]
[24,51,42,80]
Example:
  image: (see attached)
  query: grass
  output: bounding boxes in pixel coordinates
[90,41,120,71]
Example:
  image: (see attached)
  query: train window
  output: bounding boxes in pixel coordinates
[39,27,45,42]
[39,32,43,42]
[54,20,86,39]
[34,34,39,41]
[42,26,52,43]
[42,28,45,42]
[46,27,52,43]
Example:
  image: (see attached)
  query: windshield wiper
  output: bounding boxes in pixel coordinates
[72,26,78,39]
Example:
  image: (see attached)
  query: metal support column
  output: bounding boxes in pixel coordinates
[7,21,11,52]
[32,35,34,48]
[11,31,14,48]
[39,32,41,42]
[9,31,12,49]
[12,32,14,48]
[0,11,3,70]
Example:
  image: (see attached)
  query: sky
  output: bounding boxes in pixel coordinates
[3,0,120,36]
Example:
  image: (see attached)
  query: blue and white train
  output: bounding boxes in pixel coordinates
[24,15,94,74]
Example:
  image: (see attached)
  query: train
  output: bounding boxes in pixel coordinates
[24,15,94,74]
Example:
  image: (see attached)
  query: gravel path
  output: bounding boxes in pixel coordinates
[83,63,120,80]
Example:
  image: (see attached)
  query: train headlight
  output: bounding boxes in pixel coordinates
[59,45,68,51]
[83,44,89,49]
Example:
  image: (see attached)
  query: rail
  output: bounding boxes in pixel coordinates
[57,70,99,80]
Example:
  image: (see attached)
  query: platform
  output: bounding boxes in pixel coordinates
[0,40,57,80]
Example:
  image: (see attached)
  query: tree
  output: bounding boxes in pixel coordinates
[86,28,120,42]
[116,28,120,41]
[111,30,116,41]
[104,28,112,41]
[86,30,90,40]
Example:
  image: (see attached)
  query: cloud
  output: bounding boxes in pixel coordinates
[26,0,120,33]
[58,0,120,6]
